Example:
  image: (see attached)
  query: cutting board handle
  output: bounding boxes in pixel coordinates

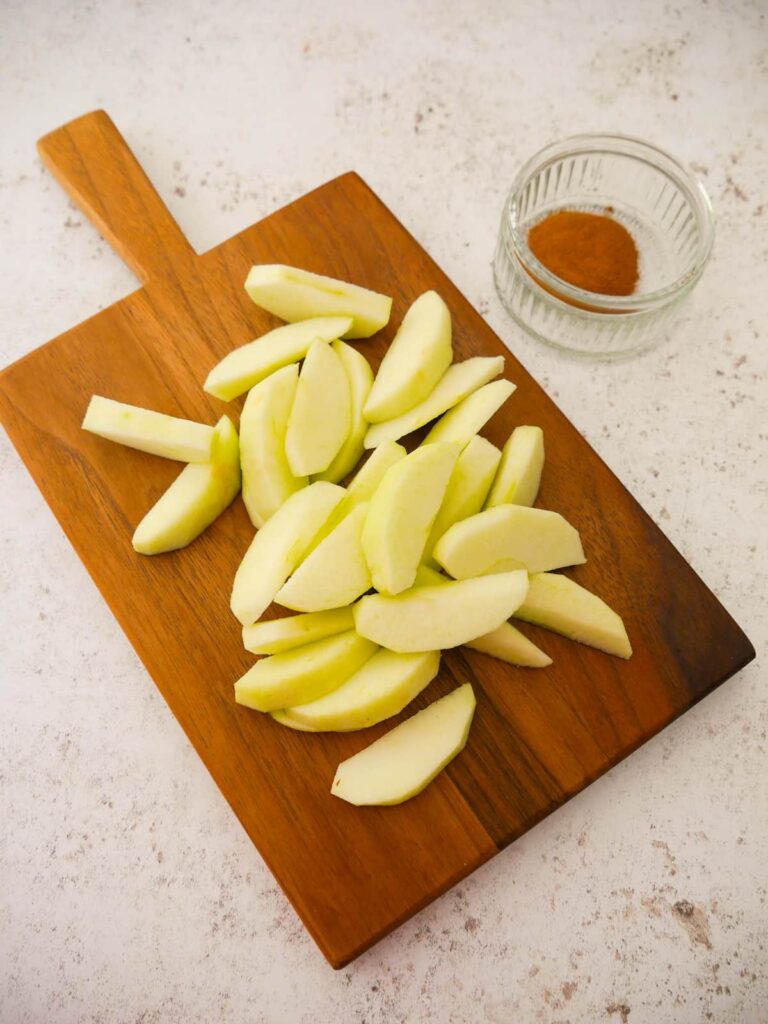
[37,110,195,284]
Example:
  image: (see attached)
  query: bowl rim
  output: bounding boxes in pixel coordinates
[502,132,715,314]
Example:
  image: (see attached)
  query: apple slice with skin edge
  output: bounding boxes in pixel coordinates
[514,572,632,659]
[239,364,307,529]
[354,570,529,652]
[82,395,216,463]
[433,504,585,577]
[234,630,378,712]
[245,264,392,339]
[331,683,476,806]
[485,425,544,508]
[132,415,241,555]
[285,648,441,732]
[230,481,345,626]
[422,378,516,449]
[203,316,352,402]
[362,442,460,595]
[242,607,355,655]
[313,340,374,484]
[363,291,452,423]
[363,356,505,449]
[285,339,352,476]
[276,502,372,612]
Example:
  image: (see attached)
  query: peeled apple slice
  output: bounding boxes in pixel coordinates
[354,571,529,652]
[203,316,352,402]
[313,341,374,484]
[363,356,505,449]
[276,503,372,611]
[270,709,318,732]
[422,379,515,448]
[82,395,215,462]
[486,425,544,508]
[132,415,241,555]
[239,364,306,528]
[285,340,352,476]
[434,504,585,577]
[234,630,378,712]
[286,648,441,732]
[242,607,355,655]
[331,683,476,806]
[230,481,344,626]
[514,572,632,659]
[363,291,452,422]
[362,443,460,595]
[245,264,392,339]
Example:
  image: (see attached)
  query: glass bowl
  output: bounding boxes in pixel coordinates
[493,133,715,358]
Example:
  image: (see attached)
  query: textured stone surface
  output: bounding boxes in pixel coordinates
[1,1,766,1021]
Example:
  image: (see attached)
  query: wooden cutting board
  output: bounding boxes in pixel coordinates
[0,111,754,968]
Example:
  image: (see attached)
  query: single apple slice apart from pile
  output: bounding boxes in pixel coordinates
[132,415,241,555]
[313,340,374,484]
[363,291,453,422]
[82,395,216,462]
[486,425,544,508]
[234,630,378,712]
[245,264,392,339]
[422,378,516,449]
[242,607,355,655]
[285,339,352,476]
[514,572,632,659]
[203,316,352,402]
[331,683,476,806]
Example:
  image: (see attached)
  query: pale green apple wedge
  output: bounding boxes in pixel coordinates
[82,395,215,462]
[239,364,306,528]
[270,709,318,731]
[243,607,355,655]
[363,356,505,449]
[234,630,378,712]
[362,443,460,595]
[486,426,544,508]
[363,291,452,423]
[423,436,501,565]
[514,572,632,659]
[354,571,529,652]
[230,481,344,626]
[245,265,392,339]
[331,683,476,806]
[285,340,352,476]
[287,648,441,732]
[276,503,372,611]
[313,341,374,484]
[422,379,515,448]
[434,504,585,578]
[132,416,241,555]
[203,316,352,402]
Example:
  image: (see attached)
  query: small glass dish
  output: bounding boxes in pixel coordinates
[493,133,714,358]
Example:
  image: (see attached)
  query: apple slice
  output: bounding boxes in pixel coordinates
[230,481,344,626]
[354,570,529,651]
[313,341,374,484]
[82,395,215,462]
[422,379,515,448]
[239,364,306,528]
[423,435,501,564]
[242,607,355,655]
[285,340,352,476]
[363,291,452,423]
[362,443,460,595]
[244,264,392,339]
[514,572,632,659]
[203,316,351,401]
[363,356,505,449]
[286,648,441,732]
[486,425,544,508]
[276,503,372,611]
[234,630,378,712]
[434,505,585,577]
[132,415,241,555]
[270,709,318,732]
[331,683,476,806]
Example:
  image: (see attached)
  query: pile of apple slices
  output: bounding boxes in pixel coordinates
[82,263,632,808]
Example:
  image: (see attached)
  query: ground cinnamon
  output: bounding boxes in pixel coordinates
[528,210,639,296]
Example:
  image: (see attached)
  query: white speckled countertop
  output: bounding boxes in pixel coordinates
[1,1,766,1021]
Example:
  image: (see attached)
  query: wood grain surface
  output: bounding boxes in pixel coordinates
[0,111,754,968]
